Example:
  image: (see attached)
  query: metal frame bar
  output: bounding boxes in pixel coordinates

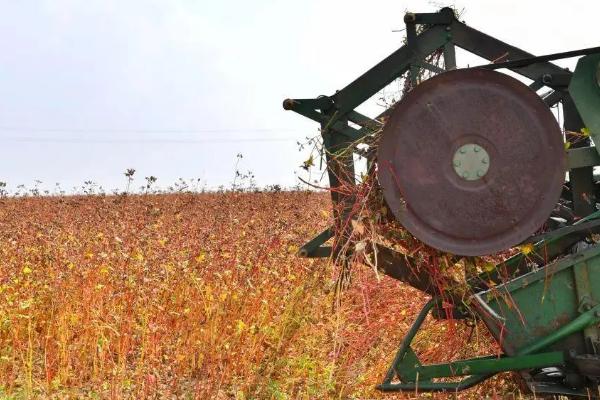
[330,25,449,116]
[415,352,564,381]
[475,46,600,71]
[564,94,596,216]
[379,293,600,392]
[448,19,570,83]
[298,227,333,258]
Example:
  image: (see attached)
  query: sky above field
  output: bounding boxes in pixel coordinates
[0,0,597,193]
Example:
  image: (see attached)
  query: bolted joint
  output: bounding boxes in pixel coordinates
[439,7,456,19]
[404,12,416,23]
[297,248,309,257]
[282,98,296,110]
[542,74,553,85]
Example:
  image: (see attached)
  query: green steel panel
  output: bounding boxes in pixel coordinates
[474,243,600,355]
[569,54,600,154]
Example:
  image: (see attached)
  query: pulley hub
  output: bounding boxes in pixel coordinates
[452,143,490,181]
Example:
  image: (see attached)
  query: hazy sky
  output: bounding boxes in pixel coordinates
[0,0,597,193]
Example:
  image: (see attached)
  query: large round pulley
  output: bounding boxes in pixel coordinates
[377,68,566,256]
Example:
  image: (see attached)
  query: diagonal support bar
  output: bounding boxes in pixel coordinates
[330,25,449,116]
[450,19,570,84]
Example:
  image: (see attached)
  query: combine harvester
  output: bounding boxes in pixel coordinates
[283,8,600,397]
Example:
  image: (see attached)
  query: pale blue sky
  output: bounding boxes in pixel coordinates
[0,0,596,192]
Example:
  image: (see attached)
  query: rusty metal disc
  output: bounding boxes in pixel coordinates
[377,68,566,256]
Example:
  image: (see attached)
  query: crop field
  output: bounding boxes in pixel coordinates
[0,192,523,399]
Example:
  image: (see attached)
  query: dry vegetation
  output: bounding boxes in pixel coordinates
[0,192,524,399]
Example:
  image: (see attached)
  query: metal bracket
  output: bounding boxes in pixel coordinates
[298,227,333,258]
[380,295,600,392]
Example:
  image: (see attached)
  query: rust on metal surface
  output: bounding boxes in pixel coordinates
[377,69,566,256]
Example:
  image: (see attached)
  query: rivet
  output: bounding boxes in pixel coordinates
[477,170,484,177]
[454,161,461,167]
[462,172,469,178]
[459,148,466,154]
[481,158,488,164]
[473,146,480,153]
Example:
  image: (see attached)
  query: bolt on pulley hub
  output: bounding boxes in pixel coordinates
[452,143,490,181]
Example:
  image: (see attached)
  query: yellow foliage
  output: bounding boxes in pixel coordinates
[195,251,207,263]
[0,192,512,398]
[519,243,534,255]
[582,127,591,137]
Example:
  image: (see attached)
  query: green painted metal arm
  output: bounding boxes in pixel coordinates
[408,8,455,25]
[283,99,363,141]
[542,90,564,107]
[378,373,493,392]
[383,299,436,383]
[413,352,564,381]
[449,19,570,84]
[298,227,333,258]
[284,23,449,138]
[416,60,446,74]
[346,110,382,130]
[379,298,496,392]
[380,295,600,392]
[330,24,449,116]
